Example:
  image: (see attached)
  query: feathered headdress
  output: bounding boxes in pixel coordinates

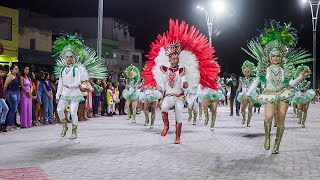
[53,33,85,60]
[242,20,312,83]
[125,65,140,81]
[142,19,220,89]
[165,41,182,59]
[53,34,107,80]
[241,60,256,75]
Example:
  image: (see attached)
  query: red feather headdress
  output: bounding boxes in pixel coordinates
[141,19,220,90]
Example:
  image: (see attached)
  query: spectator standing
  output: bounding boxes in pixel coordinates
[42,72,54,124]
[0,66,9,132]
[227,73,240,116]
[3,65,20,131]
[20,66,33,128]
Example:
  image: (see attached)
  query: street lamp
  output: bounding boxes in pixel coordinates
[97,0,104,59]
[302,0,320,89]
[197,1,226,46]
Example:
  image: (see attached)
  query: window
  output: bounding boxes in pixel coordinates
[123,30,128,37]
[0,16,12,41]
[30,38,36,50]
[132,55,140,64]
[121,55,125,60]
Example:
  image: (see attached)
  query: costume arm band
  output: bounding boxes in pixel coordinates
[246,78,259,96]
[289,75,303,87]
[56,78,63,99]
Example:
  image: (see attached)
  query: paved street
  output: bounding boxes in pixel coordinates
[1,104,320,180]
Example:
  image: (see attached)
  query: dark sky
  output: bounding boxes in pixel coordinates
[0,0,316,74]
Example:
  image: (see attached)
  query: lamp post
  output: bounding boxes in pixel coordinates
[197,6,214,46]
[197,1,226,46]
[97,0,104,59]
[303,0,320,89]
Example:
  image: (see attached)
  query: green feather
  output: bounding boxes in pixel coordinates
[294,64,310,79]
[260,20,297,47]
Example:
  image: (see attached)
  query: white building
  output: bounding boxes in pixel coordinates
[26,16,143,82]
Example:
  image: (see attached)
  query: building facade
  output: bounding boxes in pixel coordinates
[27,17,143,82]
[18,9,54,72]
[0,6,19,66]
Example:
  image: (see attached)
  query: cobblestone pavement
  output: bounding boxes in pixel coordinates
[1,104,320,180]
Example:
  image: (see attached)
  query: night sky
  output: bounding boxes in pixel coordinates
[0,0,316,75]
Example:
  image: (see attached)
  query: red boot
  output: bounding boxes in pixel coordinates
[161,112,169,136]
[174,122,182,144]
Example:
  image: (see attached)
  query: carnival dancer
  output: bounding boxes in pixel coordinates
[54,34,107,139]
[142,19,220,144]
[122,65,141,123]
[139,86,162,128]
[236,60,256,127]
[292,65,316,128]
[186,85,200,125]
[243,20,312,154]
[198,84,224,131]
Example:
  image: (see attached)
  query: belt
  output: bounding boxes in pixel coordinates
[264,87,285,94]
[165,93,184,97]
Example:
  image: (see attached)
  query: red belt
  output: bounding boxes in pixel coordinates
[165,93,184,97]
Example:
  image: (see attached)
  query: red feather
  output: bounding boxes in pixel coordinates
[141,19,220,89]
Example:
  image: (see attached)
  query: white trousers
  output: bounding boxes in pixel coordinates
[57,99,80,125]
[186,95,198,112]
[107,103,115,113]
[161,96,184,123]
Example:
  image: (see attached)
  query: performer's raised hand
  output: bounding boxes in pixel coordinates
[300,69,312,78]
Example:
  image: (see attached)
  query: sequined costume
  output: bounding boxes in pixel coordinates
[54,34,107,139]
[142,19,220,144]
[122,65,141,123]
[292,65,316,128]
[244,20,312,154]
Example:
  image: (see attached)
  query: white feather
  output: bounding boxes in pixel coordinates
[152,48,200,90]
[152,48,170,90]
[178,50,200,86]
[76,63,89,81]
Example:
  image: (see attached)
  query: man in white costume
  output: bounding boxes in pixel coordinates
[56,45,84,139]
[160,42,188,144]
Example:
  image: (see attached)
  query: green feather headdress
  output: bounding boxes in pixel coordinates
[53,33,85,60]
[53,34,107,80]
[242,20,312,83]
[241,60,256,75]
[125,65,140,81]
[260,20,298,57]
[260,20,298,47]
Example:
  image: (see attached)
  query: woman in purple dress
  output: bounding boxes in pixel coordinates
[20,66,33,128]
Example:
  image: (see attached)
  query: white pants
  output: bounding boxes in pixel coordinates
[107,103,115,113]
[161,96,184,123]
[186,95,198,112]
[57,99,80,125]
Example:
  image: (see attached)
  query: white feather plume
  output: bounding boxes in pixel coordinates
[178,50,200,87]
[152,48,170,90]
[152,48,200,90]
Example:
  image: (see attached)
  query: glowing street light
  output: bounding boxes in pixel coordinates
[196,1,227,46]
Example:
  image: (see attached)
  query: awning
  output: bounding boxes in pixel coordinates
[18,48,55,65]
